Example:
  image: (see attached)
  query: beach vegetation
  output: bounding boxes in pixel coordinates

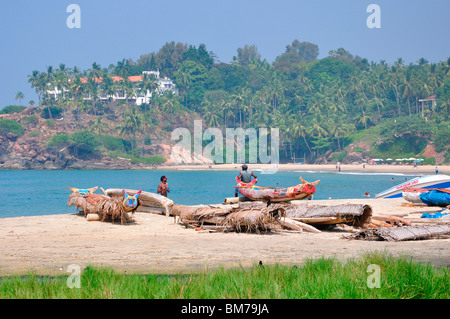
[69,130,100,156]
[98,134,128,153]
[0,119,24,136]
[47,134,70,150]
[0,253,447,299]
[20,115,39,125]
[0,105,26,114]
[40,105,62,119]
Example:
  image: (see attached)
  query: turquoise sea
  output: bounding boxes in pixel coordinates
[0,169,421,218]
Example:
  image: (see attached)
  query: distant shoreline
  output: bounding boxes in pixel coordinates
[156,163,450,175]
[1,163,449,175]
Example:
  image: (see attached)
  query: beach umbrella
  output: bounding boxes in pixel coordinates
[386,158,393,161]
[395,159,402,161]
[407,158,416,161]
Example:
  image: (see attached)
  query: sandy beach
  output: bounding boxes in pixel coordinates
[1,196,449,276]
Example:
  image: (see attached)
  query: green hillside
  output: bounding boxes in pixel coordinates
[3,40,449,165]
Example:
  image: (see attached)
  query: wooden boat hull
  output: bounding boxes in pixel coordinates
[236,176,318,202]
[375,175,450,199]
[101,188,174,216]
[402,187,430,203]
[238,187,313,202]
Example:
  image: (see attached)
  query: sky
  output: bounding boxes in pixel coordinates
[0,0,449,108]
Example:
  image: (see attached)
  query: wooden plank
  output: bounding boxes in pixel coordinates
[406,218,450,224]
[280,217,321,233]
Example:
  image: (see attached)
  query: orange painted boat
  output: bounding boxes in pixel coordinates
[236,176,320,202]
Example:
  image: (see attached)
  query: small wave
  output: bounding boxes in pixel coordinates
[337,172,416,176]
[293,170,329,174]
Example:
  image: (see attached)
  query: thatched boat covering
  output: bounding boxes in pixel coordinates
[67,192,132,224]
[235,202,372,228]
[101,188,174,216]
[173,203,287,233]
[219,204,286,233]
[349,225,450,241]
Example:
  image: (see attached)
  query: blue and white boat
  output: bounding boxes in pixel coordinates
[375,174,450,199]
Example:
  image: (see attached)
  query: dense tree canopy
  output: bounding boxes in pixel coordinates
[25,40,450,163]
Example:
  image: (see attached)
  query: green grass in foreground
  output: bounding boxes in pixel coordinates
[0,253,448,299]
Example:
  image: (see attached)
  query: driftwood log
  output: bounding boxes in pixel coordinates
[348,225,450,241]
[280,203,373,228]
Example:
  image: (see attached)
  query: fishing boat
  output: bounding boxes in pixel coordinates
[101,188,174,216]
[402,187,430,203]
[236,176,320,202]
[375,174,450,199]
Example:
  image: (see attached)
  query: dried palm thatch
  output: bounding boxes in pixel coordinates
[174,201,376,233]
[173,203,287,233]
[236,202,373,228]
[219,204,286,233]
[68,192,105,215]
[175,204,233,225]
[348,225,450,241]
[68,189,134,224]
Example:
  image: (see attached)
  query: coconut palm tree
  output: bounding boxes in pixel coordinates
[15,91,24,106]
[120,106,143,154]
[28,70,43,104]
[287,117,312,154]
[139,73,158,109]
[69,76,85,122]
[91,116,107,135]
[202,100,222,127]
[101,74,117,109]
[400,71,416,116]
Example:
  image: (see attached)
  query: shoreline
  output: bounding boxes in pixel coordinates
[1,163,449,175]
[156,163,450,175]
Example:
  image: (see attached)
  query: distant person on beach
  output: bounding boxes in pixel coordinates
[435,166,439,175]
[363,192,370,197]
[157,176,170,197]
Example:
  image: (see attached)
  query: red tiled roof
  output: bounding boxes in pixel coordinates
[78,75,143,84]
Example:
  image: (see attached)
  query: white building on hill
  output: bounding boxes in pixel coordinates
[47,71,178,106]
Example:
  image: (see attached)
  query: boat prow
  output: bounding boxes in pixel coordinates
[375,174,450,199]
[101,188,174,216]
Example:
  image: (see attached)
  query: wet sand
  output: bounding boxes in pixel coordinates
[1,198,448,276]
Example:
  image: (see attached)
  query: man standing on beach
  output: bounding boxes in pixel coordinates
[157,176,170,197]
[435,166,439,175]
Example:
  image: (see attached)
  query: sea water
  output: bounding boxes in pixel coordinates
[0,169,421,218]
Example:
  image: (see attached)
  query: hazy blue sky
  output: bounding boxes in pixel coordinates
[1,0,449,108]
